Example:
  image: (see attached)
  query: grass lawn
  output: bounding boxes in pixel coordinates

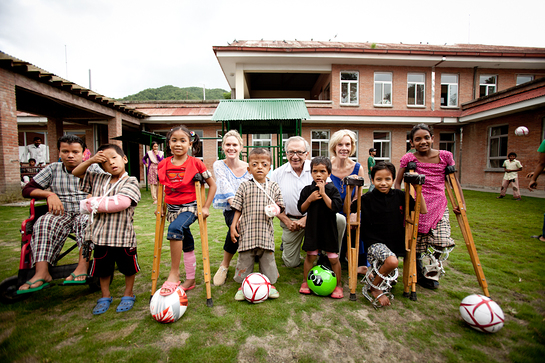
[0,189,544,363]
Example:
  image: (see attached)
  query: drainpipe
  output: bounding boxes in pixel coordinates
[431,57,446,111]
[458,126,463,183]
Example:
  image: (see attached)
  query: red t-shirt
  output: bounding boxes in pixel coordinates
[157,156,208,205]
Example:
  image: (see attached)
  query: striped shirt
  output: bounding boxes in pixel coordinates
[80,171,141,248]
[231,178,284,252]
[33,162,103,213]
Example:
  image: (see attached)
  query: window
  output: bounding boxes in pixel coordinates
[373,131,391,162]
[441,74,458,107]
[192,130,204,159]
[439,133,455,157]
[516,74,534,85]
[406,132,413,152]
[374,72,392,105]
[311,130,330,158]
[407,73,425,106]
[488,125,508,168]
[216,130,223,159]
[281,133,295,164]
[252,134,271,147]
[340,72,358,104]
[479,75,497,97]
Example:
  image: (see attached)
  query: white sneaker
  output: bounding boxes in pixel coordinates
[235,287,245,301]
[213,265,228,286]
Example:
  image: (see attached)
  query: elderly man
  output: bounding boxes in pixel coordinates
[270,136,346,268]
[18,135,103,293]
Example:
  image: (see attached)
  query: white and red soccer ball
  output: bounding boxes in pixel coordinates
[459,294,505,333]
[242,273,271,303]
[514,126,529,136]
[150,286,188,323]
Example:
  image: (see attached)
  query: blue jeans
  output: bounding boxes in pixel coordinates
[167,211,197,252]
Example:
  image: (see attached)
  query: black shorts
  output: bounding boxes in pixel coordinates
[90,246,140,278]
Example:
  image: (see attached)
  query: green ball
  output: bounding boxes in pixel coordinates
[307,265,337,296]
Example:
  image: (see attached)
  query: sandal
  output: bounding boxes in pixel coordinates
[299,282,311,295]
[182,284,196,292]
[16,279,51,295]
[331,286,344,299]
[160,281,181,296]
[116,295,136,313]
[93,297,113,315]
[63,273,88,285]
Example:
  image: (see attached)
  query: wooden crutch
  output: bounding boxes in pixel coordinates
[444,166,490,297]
[150,182,167,300]
[402,165,425,301]
[194,174,213,307]
[343,176,365,301]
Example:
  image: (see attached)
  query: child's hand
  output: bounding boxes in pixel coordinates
[316,180,326,195]
[202,207,210,219]
[89,151,107,164]
[307,190,322,203]
[230,225,239,243]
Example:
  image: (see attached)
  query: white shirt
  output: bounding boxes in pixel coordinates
[270,160,313,217]
[22,144,47,165]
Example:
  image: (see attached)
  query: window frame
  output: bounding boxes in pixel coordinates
[340,71,359,105]
[438,132,456,158]
[373,131,391,162]
[487,125,509,169]
[311,130,330,159]
[479,74,497,97]
[192,130,204,160]
[440,73,459,107]
[374,72,393,106]
[407,73,425,106]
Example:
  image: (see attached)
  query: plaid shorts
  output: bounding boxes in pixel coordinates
[367,243,396,270]
[416,208,455,254]
[30,212,88,265]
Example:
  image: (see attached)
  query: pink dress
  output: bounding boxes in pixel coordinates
[399,150,455,234]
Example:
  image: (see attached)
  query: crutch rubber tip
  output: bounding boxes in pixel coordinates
[206,298,214,308]
[349,293,357,301]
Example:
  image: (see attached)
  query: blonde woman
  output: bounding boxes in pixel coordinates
[329,129,367,275]
[212,130,251,286]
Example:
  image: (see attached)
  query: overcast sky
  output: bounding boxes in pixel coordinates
[1,0,543,99]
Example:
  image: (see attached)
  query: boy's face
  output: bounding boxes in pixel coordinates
[100,148,127,176]
[373,169,394,194]
[311,164,330,183]
[508,155,516,161]
[29,160,36,167]
[59,142,83,172]
[248,154,271,183]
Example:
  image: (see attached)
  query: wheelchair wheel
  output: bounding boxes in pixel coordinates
[0,276,30,304]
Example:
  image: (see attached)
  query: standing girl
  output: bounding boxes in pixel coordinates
[211,130,250,286]
[142,141,164,204]
[157,125,217,294]
[394,123,457,290]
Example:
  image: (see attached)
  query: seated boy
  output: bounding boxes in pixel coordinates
[72,144,141,315]
[353,162,427,307]
[230,148,285,301]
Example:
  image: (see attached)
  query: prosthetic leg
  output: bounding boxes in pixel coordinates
[401,165,425,301]
[194,174,213,307]
[343,176,365,301]
[445,166,490,297]
[150,183,167,300]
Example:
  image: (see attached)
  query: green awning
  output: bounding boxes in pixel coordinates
[212,99,309,121]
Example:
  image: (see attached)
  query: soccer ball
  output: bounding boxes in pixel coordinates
[459,294,505,333]
[242,273,271,303]
[307,265,337,296]
[150,286,188,323]
[514,126,529,136]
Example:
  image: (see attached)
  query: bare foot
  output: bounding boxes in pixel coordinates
[357,266,368,275]
[539,236,545,242]
[370,287,390,306]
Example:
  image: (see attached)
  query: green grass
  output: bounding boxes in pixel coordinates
[0,190,544,362]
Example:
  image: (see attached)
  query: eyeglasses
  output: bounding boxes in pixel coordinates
[286,151,307,156]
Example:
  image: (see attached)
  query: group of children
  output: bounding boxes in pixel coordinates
[72,123,462,314]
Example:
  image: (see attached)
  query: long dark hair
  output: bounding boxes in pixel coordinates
[165,125,201,157]
[409,123,434,142]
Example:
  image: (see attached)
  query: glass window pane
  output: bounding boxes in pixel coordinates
[408,74,424,83]
[341,72,358,81]
[374,132,389,140]
[490,138,499,157]
[490,159,501,168]
[408,84,416,104]
[440,133,454,141]
[450,85,458,106]
[384,84,391,103]
[341,83,348,103]
[499,137,508,156]
[480,85,487,97]
[375,73,391,82]
[350,83,357,103]
[441,74,457,83]
[374,85,382,104]
[516,75,533,85]
[416,84,424,105]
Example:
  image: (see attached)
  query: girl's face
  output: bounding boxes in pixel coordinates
[169,129,192,158]
[411,129,434,153]
[223,136,241,160]
[373,169,394,194]
[335,135,352,159]
[152,143,159,151]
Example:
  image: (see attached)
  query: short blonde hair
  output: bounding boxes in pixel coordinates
[329,129,357,157]
[221,130,244,151]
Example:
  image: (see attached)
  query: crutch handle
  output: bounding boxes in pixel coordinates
[193,173,206,184]
[343,175,365,186]
[445,165,457,176]
[407,161,417,172]
[403,173,425,185]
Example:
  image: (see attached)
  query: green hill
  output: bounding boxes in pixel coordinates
[119,85,230,101]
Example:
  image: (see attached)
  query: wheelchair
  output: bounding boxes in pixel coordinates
[0,199,101,304]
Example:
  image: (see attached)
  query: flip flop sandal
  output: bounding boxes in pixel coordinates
[93,297,113,315]
[116,295,136,313]
[330,286,344,299]
[63,273,88,285]
[299,282,311,295]
[182,284,196,292]
[160,281,181,296]
[16,279,51,295]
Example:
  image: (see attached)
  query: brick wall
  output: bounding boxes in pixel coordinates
[0,68,21,197]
